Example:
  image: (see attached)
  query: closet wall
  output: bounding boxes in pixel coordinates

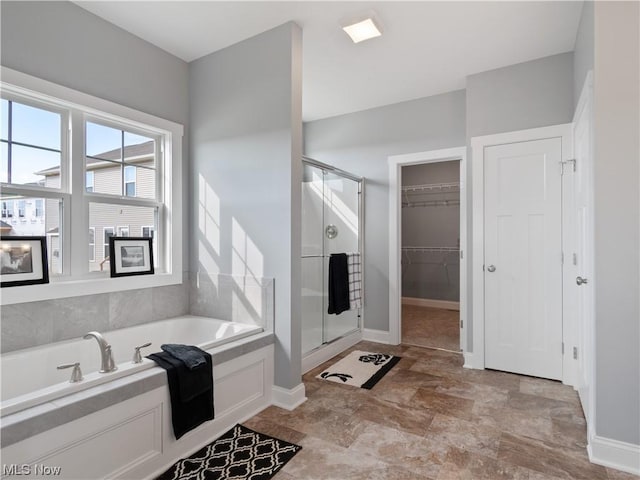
[401,161,460,303]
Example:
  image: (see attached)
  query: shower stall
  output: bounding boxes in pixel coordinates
[301,158,363,372]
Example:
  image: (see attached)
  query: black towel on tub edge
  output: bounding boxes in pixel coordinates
[147,351,214,439]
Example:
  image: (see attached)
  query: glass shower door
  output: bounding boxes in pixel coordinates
[302,163,361,356]
[322,171,360,344]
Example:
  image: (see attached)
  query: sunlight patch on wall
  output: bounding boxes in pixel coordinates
[198,174,220,255]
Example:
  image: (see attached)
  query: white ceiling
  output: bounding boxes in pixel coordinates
[75,1,583,122]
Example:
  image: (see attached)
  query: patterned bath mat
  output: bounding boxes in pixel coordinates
[317,350,401,389]
[156,424,301,480]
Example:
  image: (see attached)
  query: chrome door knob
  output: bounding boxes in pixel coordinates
[576,276,588,286]
[487,265,496,272]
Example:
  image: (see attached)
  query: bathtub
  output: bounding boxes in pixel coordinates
[1,316,262,417]
[1,316,275,479]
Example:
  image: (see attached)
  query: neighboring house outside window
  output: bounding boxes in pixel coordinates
[142,226,154,238]
[103,227,115,261]
[86,171,94,193]
[89,227,95,262]
[124,165,136,197]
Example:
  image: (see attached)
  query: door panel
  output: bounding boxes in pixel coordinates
[485,138,563,380]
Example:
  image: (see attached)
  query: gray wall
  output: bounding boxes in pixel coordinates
[402,162,460,302]
[573,1,594,109]
[593,1,640,445]
[466,52,574,138]
[189,23,303,389]
[304,90,467,331]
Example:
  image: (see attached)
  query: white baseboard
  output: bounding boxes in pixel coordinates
[362,328,391,344]
[302,330,362,374]
[588,435,640,475]
[402,297,460,311]
[463,352,481,369]
[271,384,306,411]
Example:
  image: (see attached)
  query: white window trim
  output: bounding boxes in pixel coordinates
[0,67,183,305]
[116,225,130,237]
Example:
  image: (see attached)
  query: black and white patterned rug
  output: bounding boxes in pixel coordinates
[317,350,401,389]
[156,424,301,480]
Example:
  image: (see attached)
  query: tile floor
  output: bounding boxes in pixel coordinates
[402,305,460,352]
[244,341,637,480]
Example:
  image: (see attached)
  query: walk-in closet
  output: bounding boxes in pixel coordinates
[401,161,460,351]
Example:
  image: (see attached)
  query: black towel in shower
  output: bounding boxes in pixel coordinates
[328,253,350,315]
[147,347,214,439]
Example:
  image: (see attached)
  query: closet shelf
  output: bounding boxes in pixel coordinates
[401,182,460,194]
[402,246,459,253]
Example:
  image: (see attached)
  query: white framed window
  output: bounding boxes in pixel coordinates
[1,67,184,305]
[85,171,94,193]
[142,226,154,238]
[117,225,129,237]
[17,200,25,217]
[89,227,95,262]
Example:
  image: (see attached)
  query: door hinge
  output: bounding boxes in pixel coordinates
[460,319,464,329]
[560,159,577,174]
[573,346,578,360]
[573,253,578,265]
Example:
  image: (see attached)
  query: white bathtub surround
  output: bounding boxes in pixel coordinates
[271,383,307,411]
[1,343,274,480]
[190,272,274,331]
[1,317,263,417]
[0,317,274,479]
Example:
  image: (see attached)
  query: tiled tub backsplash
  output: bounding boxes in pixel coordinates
[1,272,274,353]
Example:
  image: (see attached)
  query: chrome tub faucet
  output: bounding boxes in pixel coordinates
[83,331,117,373]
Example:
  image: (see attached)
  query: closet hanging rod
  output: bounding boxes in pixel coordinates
[402,200,461,208]
[401,182,460,193]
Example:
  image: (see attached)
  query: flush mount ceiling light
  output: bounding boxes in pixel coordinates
[342,15,383,44]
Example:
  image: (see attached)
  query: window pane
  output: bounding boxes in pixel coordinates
[86,122,121,161]
[130,165,155,199]
[91,162,122,196]
[1,99,8,141]
[124,131,155,168]
[0,194,62,275]
[1,142,7,183]
[11,144,61,188]
[89,202,157,272]
[12,102,61,150]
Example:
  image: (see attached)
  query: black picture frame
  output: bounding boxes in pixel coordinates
[0,236,49,288]
[109,237,154,278]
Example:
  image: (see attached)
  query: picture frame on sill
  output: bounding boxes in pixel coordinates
[0,236,49,288]
[109,237,154,278]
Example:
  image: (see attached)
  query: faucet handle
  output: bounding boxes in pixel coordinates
[133,342,152,364]
[57,362,83,383]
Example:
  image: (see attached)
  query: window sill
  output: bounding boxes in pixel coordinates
[0,271,183,305]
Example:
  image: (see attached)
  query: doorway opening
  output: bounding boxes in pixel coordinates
[401,161,461,352]
[388,147,468,352]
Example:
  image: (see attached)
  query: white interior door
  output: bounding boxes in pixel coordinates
[484,138,563,380]
[572,87,594,418]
